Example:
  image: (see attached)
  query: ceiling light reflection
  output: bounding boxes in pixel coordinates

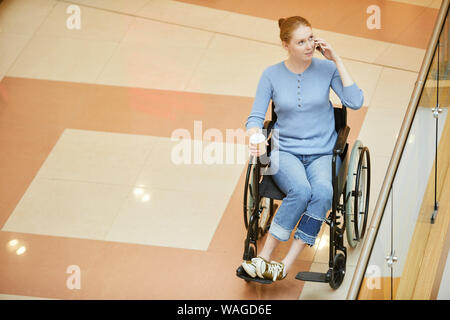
[16,246,26,255]
[8,239,18,247]
[133,187,145,196]
[133,187,151,203]
[6,239,28,256]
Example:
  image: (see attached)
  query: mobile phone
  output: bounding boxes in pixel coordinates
[316,44,324,55]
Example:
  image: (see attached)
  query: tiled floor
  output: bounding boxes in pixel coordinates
[0,0,442,299]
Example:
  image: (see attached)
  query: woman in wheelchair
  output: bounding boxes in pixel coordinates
[242,16,364,282]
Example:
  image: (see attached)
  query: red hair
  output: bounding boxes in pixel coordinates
[278,16,312,43]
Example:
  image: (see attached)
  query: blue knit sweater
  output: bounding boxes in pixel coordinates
[246,58,364,155]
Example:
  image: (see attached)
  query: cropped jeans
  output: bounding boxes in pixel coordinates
[267,150,341,246]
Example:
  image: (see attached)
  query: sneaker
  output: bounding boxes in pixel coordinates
[241,256,269,278]
[260,261,286,281]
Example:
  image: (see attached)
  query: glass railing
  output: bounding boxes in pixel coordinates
[348,0,449,300]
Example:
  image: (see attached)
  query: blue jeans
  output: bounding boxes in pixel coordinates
[267,151,341,246]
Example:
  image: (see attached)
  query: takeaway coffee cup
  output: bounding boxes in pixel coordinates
[249,132,267,156]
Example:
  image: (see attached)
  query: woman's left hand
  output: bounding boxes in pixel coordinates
[314,38,339,62]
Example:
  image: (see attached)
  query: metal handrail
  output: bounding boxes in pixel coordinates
[346,0,450,300]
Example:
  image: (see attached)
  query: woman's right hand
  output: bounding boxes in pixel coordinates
[247,127,268,157]
[249,139,269,157]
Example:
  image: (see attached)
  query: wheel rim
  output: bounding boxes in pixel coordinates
[243,164,271,234]
[354,148,370,241]
[345,140,362,248]
[360,149,370,239]
[356,154,367,238]
[243,164,255,229]
[246,183,255,228]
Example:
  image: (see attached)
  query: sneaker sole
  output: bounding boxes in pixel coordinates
[255,260,266,278]
[241,262,257,278]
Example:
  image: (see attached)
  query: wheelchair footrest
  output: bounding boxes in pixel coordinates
[295,271,330,283]
[236,266,273,284]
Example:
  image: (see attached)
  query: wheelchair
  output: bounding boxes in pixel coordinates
[236,102,371,289]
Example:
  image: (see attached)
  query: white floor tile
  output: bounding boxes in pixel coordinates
[36,2,134,43]
[67,0,151,15]
[96,17,213,90]
[185,33,285,96]
[0,0,56,36]
[36,129,154,186]
[7,35,118,83]
[2,178,131,240]
[0,32,31,81]
[138,0,230,31]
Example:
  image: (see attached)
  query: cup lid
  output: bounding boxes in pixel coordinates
[249,133,265,144]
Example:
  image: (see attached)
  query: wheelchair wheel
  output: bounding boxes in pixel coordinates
[345,141,371,248]
[243,163,274,237]
[329,253,346,289]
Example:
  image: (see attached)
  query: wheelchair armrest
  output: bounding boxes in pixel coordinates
[333,126,350,155]
[263,120,275,141]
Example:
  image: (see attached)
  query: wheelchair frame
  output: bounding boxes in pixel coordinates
[236,102,371,289]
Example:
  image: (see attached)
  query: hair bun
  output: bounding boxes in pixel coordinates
[278,18,285,28]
